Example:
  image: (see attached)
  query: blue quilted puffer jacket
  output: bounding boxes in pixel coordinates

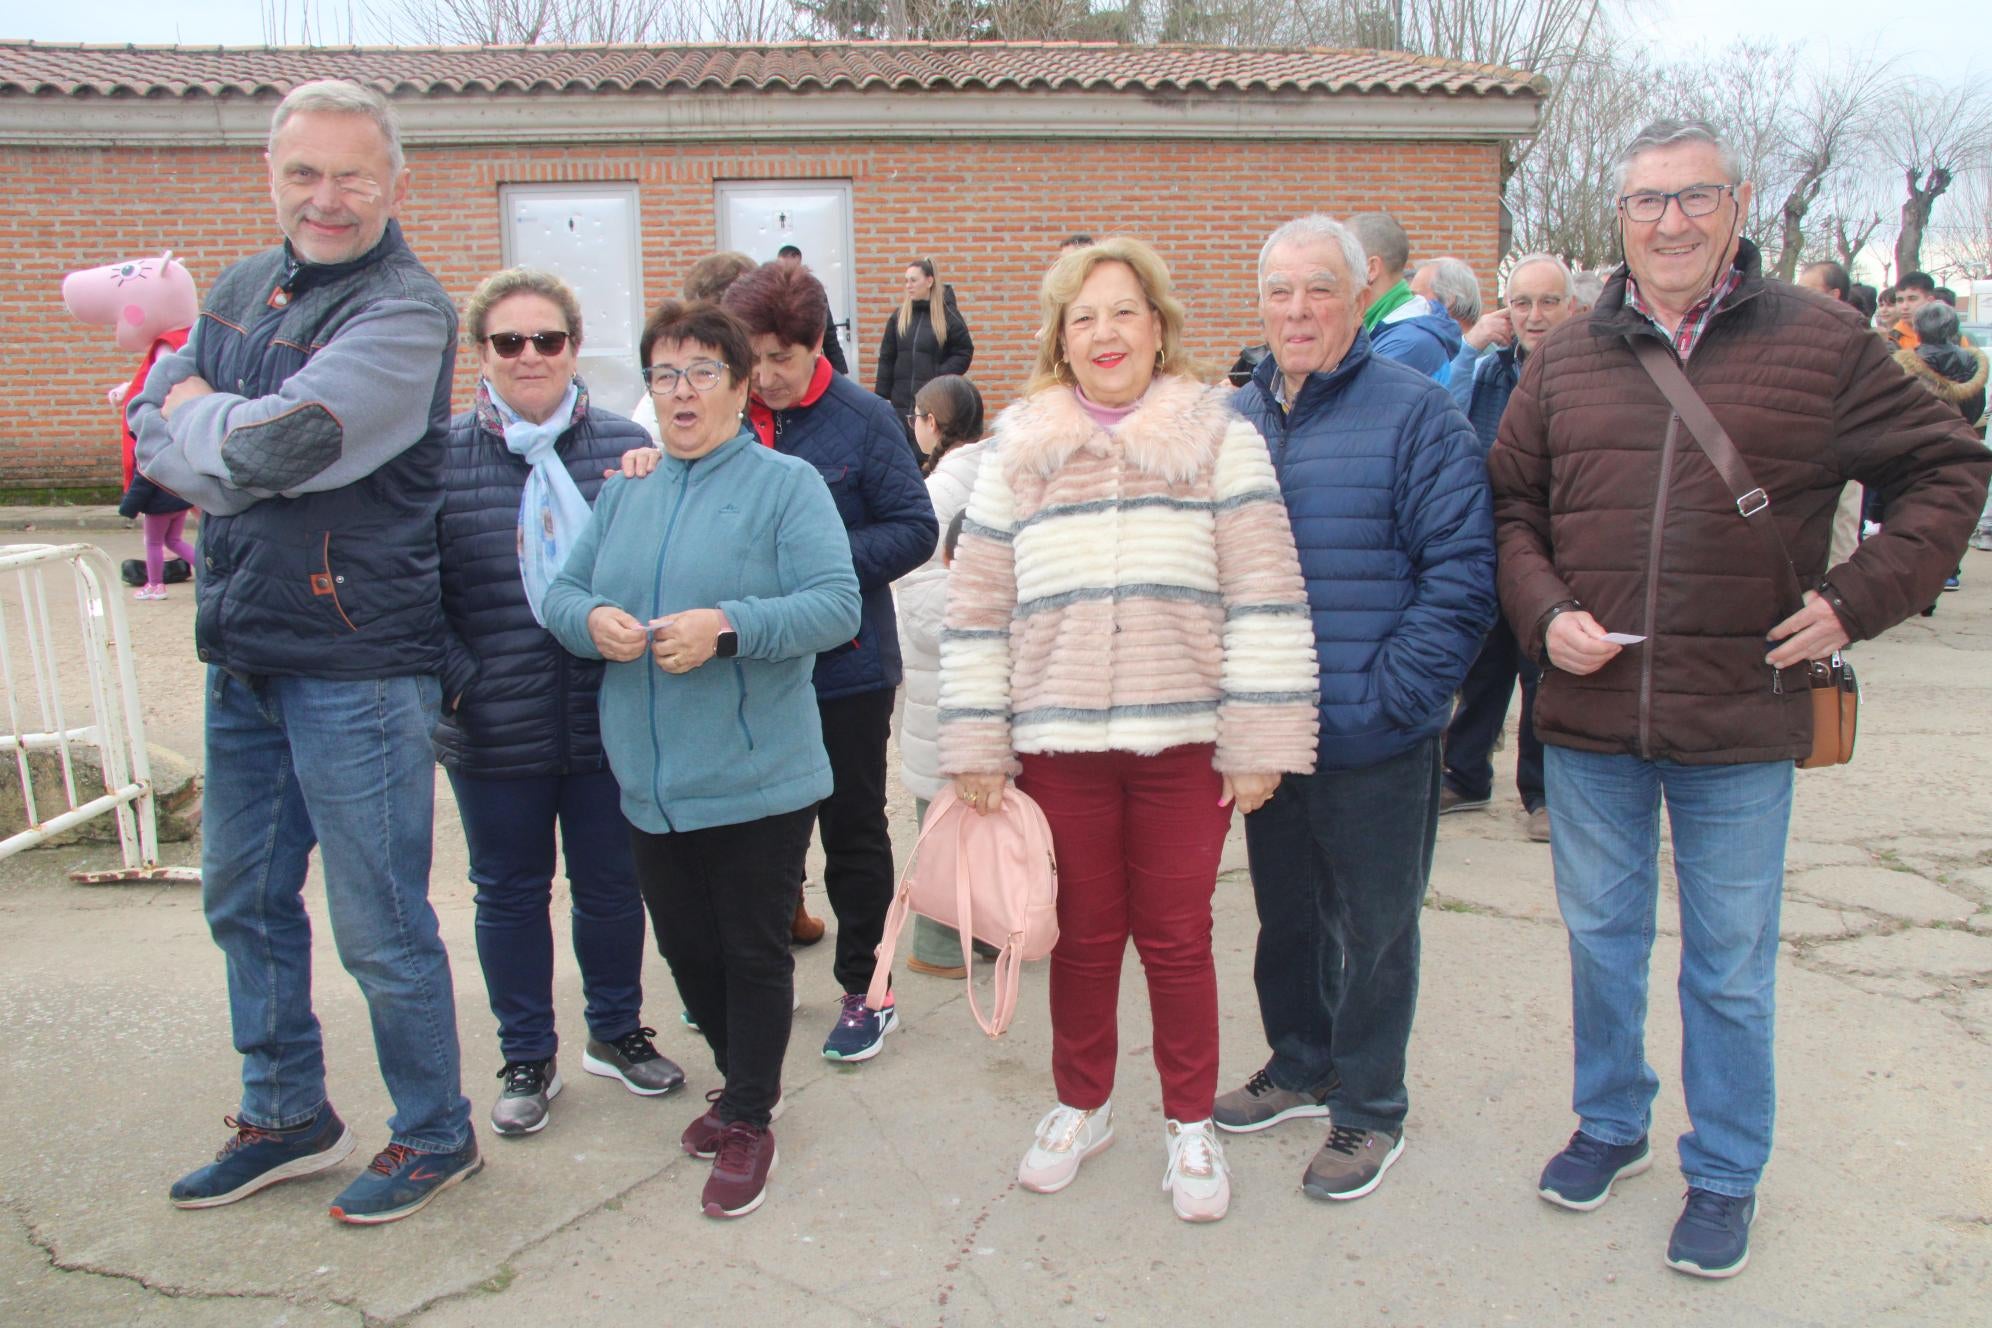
[764,370,936,699]
[430,379,652,777]
[1233,331,1498,771]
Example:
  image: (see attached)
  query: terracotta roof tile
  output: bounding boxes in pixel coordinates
[0,40,1541,100]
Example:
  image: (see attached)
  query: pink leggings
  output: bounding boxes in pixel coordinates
[143,511,197,585]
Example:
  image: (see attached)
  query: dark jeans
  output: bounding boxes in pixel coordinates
[630,804,816,1127]
[446,767,645,1064]
[1442,617,1544,810]
[1242,737,1441,1135]
[814,687,897,993]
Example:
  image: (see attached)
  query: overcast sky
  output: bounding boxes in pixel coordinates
[2,0,1971,83]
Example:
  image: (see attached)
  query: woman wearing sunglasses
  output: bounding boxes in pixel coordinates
[434,268,687,1142]
[543,300,860,1219]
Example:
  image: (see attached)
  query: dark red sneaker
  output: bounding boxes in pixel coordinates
[682,1090,725,1159]
[683,1089,785,1159]
[701,1121,777,1219]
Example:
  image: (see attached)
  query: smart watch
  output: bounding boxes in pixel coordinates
[714,630,739,659]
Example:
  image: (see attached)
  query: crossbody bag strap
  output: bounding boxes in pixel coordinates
[1629,337,1809,615]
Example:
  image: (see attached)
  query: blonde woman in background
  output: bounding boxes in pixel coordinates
[875,258,973,447]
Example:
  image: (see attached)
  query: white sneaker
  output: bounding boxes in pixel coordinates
[1163,1118,1231,1222]
[1017,1102,1113,1194]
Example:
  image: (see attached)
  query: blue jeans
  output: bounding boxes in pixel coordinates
[446,767,646,1062]
[1543,745,1793,1197]
[1242,737,1440,1134]
[202,669,470,1152]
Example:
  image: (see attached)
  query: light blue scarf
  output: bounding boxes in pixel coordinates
[488,378,587,627]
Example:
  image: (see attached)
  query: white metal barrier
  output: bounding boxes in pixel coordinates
[0,542,198,884]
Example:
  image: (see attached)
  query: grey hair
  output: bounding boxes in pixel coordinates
[269,79,405,174]
[1417,257,1483,325]
[1257,215,1367,295]
[1571,270,1605,309]
[1912,300,1960,346]
[1506,252,1576,300]
[464,267,584,347]
[1612,118,1741,194]
[1348,212,1410,276]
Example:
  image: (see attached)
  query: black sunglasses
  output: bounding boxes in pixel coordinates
[484,330,570,358]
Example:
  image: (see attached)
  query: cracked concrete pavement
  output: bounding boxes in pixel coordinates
[0,524,1987,1327]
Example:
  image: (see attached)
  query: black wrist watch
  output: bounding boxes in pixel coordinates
[714,629,739,659]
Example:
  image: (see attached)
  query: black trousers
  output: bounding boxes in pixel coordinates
[630,803,816,1127]
[1441,617,1544,810]
[814,687,897,993]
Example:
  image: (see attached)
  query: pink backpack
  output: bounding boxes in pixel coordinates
[866,785,1059,1037]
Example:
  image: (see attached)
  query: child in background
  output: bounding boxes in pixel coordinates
[894,376,995,977]
[120,473,195,601]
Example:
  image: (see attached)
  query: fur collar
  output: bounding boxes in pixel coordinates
[994,375,1233,486]
[1894,344,1989,403]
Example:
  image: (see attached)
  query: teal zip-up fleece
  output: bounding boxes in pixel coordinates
[541,430,861,833]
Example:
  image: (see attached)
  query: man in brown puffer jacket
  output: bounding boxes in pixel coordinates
[1489,117,1989,1282]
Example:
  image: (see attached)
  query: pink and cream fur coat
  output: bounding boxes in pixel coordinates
[938,374,1319,777]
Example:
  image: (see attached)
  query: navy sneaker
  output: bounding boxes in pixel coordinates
[1538,1130,1652,1211]
[1943,574,1962,592]
[170,1107,356,1209]
[821,992,897,1062]
[328,1134,482,1225]
[1666,1188,1757,1278]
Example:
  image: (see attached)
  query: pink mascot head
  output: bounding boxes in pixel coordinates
[62,252,198,353]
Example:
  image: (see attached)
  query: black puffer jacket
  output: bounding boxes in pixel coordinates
[874,285,973,418]
[431,378,650,777]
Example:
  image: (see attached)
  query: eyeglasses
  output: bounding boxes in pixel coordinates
[484,331,570,358]
[1617,184,1734,224]
[643,359,727,394]
[1506,295,1565,314]
[906,409,931,427]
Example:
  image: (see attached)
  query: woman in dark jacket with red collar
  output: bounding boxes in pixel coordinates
[436,268,684,1138]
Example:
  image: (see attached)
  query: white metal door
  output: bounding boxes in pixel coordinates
[500,184,645,415]
[715,182,857,379]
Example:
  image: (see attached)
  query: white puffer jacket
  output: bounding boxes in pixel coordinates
[895,440,987,800]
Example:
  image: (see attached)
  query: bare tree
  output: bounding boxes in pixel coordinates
[1765,59,1895,281]
[1886,82,1992,276]
[1504,36,1662,268]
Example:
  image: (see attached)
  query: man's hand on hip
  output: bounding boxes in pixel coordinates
[1766,590,1850,668]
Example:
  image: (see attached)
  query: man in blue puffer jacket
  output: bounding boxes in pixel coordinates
[1218,214,1496,1204]
[1349,212,1464,380]
[721,262,937,1062]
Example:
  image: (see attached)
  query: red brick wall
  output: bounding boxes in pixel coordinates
[17,134,1502,487]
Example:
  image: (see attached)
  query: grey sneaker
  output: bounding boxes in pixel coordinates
[491,1058,561,1136]
[583,1027,686,1096]
[1213,1067,1336,1134]
[1302,1123,1405,1201]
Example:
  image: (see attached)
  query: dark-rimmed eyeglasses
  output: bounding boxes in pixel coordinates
[1617,184,1734,224]
[643,359,727,394]
[906,409,932,427]
[484,330,570,358]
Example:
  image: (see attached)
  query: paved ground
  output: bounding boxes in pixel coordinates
[1,520,1988,1327]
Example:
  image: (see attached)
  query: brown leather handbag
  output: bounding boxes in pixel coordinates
[1632,339,1858,768]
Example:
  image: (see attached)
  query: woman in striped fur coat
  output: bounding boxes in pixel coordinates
[938,237,1319,1223]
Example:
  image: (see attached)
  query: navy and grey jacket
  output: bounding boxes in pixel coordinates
[1444,341,1524,451]
[432,380,650,779]
[769,370,936,699]
[129,221,456,680]
[1233,331,1498,771]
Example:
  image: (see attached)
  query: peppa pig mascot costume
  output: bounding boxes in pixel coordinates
[62,252,200,594]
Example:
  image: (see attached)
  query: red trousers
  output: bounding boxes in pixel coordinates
[1016,744,1232,1122]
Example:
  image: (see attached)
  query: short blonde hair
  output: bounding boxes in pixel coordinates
[464,267,583,347]
[1027,236,1200,395]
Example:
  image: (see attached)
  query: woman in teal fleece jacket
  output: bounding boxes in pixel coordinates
[540,301,858,1221]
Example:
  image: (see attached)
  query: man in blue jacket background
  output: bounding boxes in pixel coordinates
[1220,214,1496,1204]
[1348,212,1464,379]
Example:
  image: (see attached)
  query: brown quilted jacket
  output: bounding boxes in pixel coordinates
[1489,242,1991,765]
